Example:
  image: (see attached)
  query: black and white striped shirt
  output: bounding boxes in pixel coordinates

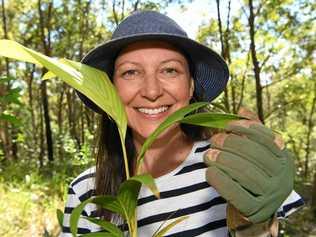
[60,141,304,237]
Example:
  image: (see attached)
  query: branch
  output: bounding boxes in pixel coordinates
[236,52,250,112]
[262,63,302,89]
[120,0,125,21]
[255,1,264,17]
[238,0,249,19]
[264,99,305,120]
[112,0,119,26]
[216,0,225,58]
[133,0,140,11]
[225,0,231,33]
[259,52,271,69]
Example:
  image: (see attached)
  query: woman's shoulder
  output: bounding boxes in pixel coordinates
[69,166,96,197]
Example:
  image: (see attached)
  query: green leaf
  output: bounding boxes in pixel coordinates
[56,209,64,228]
[80,233,117,237]
[0,40,42,66]
[0,113,21,125]
[136,102,208,170]
[180,112,242,128]
[117,179,142,221]
[130,174,159,198]
[0,76,16,83]
[70,198,95,237]
[42,70,56,80]
[0,89,22,105]
[153,216,189,237]
[70,196,126,237]
[83,217,123,237]
[91,196,124,217]
[116,179,142,236]
[0,39,127,144]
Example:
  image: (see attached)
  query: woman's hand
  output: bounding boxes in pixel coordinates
[203,108,294,230]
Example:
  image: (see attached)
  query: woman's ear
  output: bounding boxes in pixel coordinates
[190,78,194,98]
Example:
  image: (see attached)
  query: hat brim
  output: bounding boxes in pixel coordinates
[78,33,229,113]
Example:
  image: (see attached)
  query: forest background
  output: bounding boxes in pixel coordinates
[0,0,315,236]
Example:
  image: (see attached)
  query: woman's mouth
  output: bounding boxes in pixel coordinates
[137,106,169,115]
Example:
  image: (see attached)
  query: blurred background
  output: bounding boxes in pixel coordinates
[0,0,315,236]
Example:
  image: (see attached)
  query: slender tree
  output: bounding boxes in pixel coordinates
[38,0,54,162]
[248,0,264,123]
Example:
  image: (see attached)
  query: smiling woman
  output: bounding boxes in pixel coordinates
[60,10,303,237]
[113,41,193,141]
[113,41,195,178]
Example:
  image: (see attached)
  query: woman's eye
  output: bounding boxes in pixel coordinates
[162,67,178,76]
[122,69,138,78]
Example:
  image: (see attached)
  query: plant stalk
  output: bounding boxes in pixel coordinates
[120,134,130,180]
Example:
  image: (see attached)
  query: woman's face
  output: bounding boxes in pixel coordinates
[113,41,194,140]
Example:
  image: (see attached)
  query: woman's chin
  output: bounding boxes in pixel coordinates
[132,123,181,144]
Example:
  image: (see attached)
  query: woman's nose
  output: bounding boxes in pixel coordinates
[140,75,163,101]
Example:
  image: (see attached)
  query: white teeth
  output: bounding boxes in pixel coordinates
[138,106,168,115]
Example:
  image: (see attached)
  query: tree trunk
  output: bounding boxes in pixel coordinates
[27,64,38,158]
[57,83,65,161]
[304,82,316,179]
[311,172,316,218]
[248,0,264,123]
[39,98,44,167]
[38,0,54,162]
[216,0,230,112]
[0,0,12,161]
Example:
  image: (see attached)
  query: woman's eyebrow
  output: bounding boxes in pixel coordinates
[115,61,142,68]
[160,58,186,65]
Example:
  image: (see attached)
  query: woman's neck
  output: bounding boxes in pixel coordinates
[133,126,194,178]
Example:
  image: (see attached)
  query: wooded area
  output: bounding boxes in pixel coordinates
[0,0,315,236]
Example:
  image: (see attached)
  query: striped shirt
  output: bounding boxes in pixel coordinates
[60,140,304,237]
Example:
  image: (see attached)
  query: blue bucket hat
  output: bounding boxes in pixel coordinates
[78,10,229,113]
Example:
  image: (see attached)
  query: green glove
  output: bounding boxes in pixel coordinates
[204,123,295,224]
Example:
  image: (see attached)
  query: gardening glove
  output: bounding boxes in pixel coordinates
[203,108,294,231]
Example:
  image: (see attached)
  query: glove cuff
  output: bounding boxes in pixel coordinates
[227,204,278,237]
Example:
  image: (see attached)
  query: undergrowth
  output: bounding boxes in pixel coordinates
[0,157,92,237]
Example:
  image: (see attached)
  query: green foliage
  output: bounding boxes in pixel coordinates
[0,159,85,236]
[0,76,23,126]
[56,209,64,228]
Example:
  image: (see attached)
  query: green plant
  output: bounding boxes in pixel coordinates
[0,76,23,126]
[0,39,241,237]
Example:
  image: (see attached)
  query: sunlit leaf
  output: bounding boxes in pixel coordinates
[91,196,124,217]
[42,70,56,80]
[130,174,159,198]
[80,233,117,237]
[70,196,125,237]
[180,113,242,128]
[0,39,127,145]
[117,179,141,220]
[56,209,64,228]
[153,216,189,237]
[70,198,95,237]
[0,40,42,66]
[83,217,124,237]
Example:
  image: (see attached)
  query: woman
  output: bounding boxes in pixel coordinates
[61,11,303,237]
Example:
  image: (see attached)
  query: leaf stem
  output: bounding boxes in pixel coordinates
[120,134,130,180]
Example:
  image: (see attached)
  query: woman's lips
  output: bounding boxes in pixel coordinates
[135,105,171,119]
